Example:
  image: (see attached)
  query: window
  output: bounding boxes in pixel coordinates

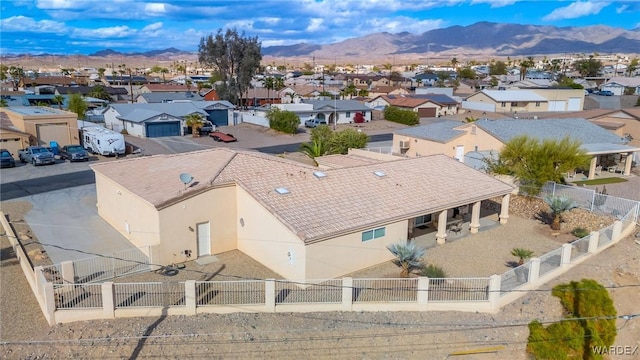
[511,102,518,107]
[535,101,541,107]
[346,111,350,117]
[362,226,386,242]
[415,214,432,226]
[501,102,506,107]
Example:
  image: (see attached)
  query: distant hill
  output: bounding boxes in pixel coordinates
[88,47,190,57]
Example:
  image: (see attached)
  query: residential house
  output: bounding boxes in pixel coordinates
[464,89,585,113]
[393,118,638,179]
[367,86,410,99]
[0,106,80,147]
[201,88,219,101]
[601,77,640,96]
[104,103,208,137]
[91,148,513,280]
[0,111,32,156]
[55,85,129,103]
[136,92,204,104]
[368,94,459,117]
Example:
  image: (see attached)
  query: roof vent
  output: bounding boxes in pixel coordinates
[373,170,386,178]
[275,187,290,195]
[313,171,327,179]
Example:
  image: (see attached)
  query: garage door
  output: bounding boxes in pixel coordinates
[418,108,437,118]
[1,138,23,157]
[146,122,181,138]
[567,97,581,111]
[209,110,229,127]
[548,101,566,112]
[36,123,70,146]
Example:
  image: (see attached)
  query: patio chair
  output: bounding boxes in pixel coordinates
[566,170,576,179]
[614,163,626,174]
[594,165,602,176]
[448,222,463,235]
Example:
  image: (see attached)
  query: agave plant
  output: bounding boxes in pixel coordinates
[299,140,327,166]
[543,195,576,230]
[387,242,426,276]
[511,248,534,265]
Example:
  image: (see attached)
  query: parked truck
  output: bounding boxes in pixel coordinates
[82,127,125,156]
[18,146,56,166]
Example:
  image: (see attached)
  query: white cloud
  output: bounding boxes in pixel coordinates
[145,3,168,14]
[306,18,324,32]
[0,16,66,33]
[142,22,163,32]
[543,1,609,21]
[470,0,519,8]
[259,17,281,25]
[616,4,628,14]
[364,17,444,34]
[72,26,136,39]
[36,0,83,9]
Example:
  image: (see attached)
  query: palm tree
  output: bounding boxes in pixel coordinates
[299,140,327,166]
[543,195,576,230]
[89,85,111,101]
[184,113,205,138]
[52,95,65,109]
[511,248,534,265]
[387,242,426,276]
[451,57,459,69]
[263,76,275,104]
[0,99,8,107]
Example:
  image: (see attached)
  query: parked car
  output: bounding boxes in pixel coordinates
[209,131,237,143]
[305,118,328,128]
[18,146,56,166]
[60,144,89,162]
[597,90,614,96]
[0,148,16,168]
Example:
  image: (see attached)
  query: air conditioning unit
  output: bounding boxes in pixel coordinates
[399,140,410,149]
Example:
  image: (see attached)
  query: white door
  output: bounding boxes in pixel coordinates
[548,100,566,111]
[196,222,211,257]
[567,97,581,111]
[455,145,465,162]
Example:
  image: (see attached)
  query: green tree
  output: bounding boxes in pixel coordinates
[52,95,65,109]
[184,113,205,137]
[0,64,8,81]
[489,61,508,75]
[300,140,327,166]
[557,76,583,89]
[0,99,8,107]
[263,76,275,104]
[527,279,617,360]
[387,242,426,276]
[328,128,368,155]
[88,85,112,101]
[574,57,602,77]
[266,107,299,134]
[198,28,262,105]
[626,58,638,77]
[520,56,535,80]
[67,93,87,119]
[490,76,499,87]
[310,125,333,145]
[485,135,589,195]
[457,67,476,79]
[543,195,576,230]
[384,106,419,125]
[511,248,534,265]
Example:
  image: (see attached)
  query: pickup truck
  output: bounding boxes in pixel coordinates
[18,146,56,166]
[305,118,328,128]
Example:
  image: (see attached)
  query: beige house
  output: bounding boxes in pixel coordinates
[393,118,639,179]
[0,106,79,147]
[464,89,585,113]
[0,112,31,157]
[91,149,513,281]
[369,94,460,117]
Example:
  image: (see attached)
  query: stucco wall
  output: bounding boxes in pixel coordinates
[593,115,640,149]
[236,186,305,280]
[1,108,78,146]
[305,220,407,279]
[95,173,160,250]
[158,186,238,264]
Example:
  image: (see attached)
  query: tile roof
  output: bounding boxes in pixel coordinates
[479,90,547,102]
[474,118,626,146]
[92,149,513,243]
[316,154,382,169]
[138,92,203,103]
[395,120,466,143]
[302,99,370,111]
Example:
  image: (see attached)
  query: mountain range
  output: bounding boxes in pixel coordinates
[4,22,640,62]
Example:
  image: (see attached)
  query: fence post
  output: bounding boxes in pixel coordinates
[560,244,572,266]
[102,282,115,319]
[265,279,275,312]
[590,191,595,212]
[342,277,353,311]
[552,182,556,196]
[43,282,56,326]
[488,275,501,310]
[60,260,75,284]
[34,266,46,296]
[185,280,196,315]
[417,277,429,306]
[528,258,541,284]
[587,231,600,253]
[611,221,623,242]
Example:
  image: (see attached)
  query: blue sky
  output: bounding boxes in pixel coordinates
[1,0,639,55]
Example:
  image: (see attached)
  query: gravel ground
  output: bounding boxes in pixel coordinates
[2,192,639,359]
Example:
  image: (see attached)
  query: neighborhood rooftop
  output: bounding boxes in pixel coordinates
[91,149,514,243]
[395,120,466,143]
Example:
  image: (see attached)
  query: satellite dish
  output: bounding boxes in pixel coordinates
[179,173,194,189]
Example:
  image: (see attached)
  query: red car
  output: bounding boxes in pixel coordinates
[209,131,237,143]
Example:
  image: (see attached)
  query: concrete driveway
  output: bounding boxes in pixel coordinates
[19,184,135,264]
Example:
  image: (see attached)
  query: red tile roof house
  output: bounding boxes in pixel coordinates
[91,149,513,280]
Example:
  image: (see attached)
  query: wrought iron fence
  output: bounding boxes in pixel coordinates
[114,282,185,308]
[500,263,531,296]
[352,278,418,303]
[570,236,590,261]
[54,284,103,309]
[428,278,490,302]
[538,248,562,276]
[274,279,342,304]
[196,280,265,306]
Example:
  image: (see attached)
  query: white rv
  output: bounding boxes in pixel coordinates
[82,127,125,156]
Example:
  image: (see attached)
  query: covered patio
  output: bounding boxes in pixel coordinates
[580,144,640,180]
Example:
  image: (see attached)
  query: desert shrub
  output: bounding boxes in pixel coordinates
[267,107,300,134]
[420,264,446,278]
[329,128,369,154]
[571,227,589,238]
[383,106,419,125]
[387,242,425,276]
[120,129,129,135]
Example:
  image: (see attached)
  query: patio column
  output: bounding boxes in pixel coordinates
[588,156,597,180]
[436,210,448,245]
[499,194,510,225]
[469,201,481,234]
[624,153,633,175]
